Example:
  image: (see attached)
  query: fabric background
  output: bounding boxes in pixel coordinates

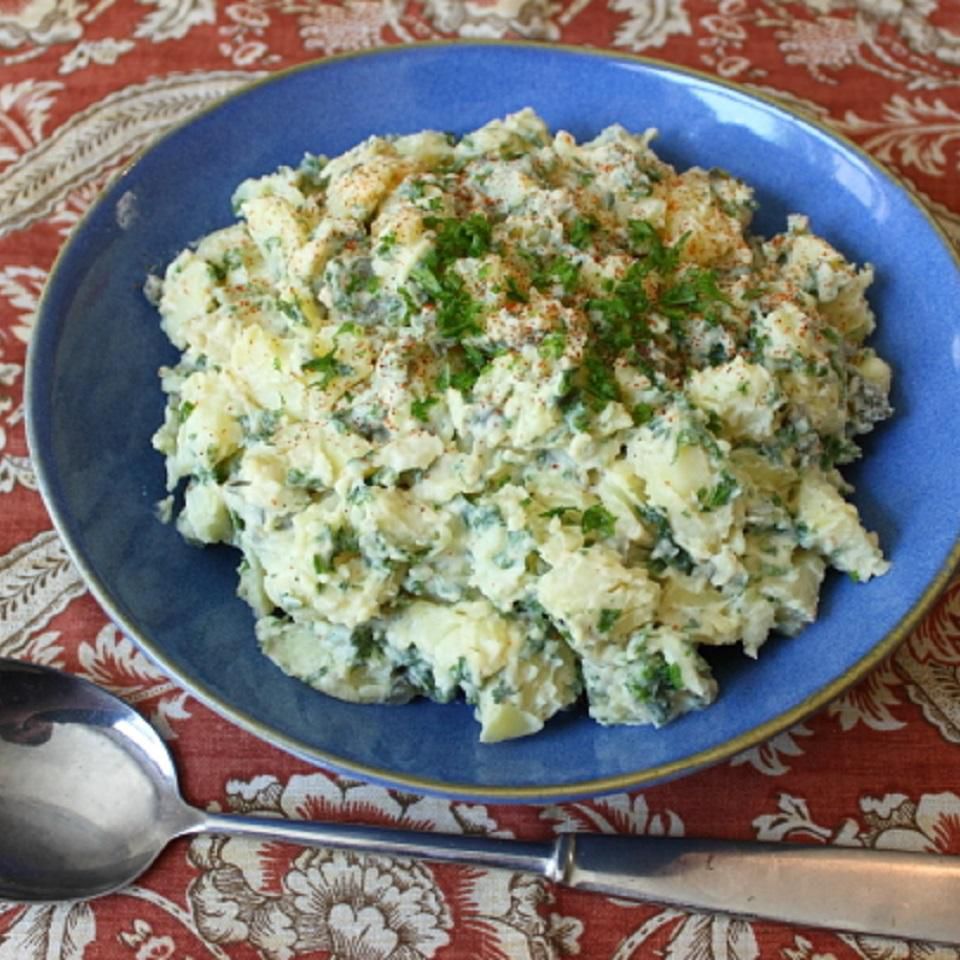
[1,2,959,956]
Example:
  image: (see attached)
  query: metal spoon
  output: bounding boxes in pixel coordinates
[2,657,959,941]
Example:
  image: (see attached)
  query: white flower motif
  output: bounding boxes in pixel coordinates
[295,1,387,53]
[187,772,585,958]
[0,0,84,49]
[610,0,690,52]
[287,850,451,957]
[420,0,560,40]
[58,37,134,74]
[871,791,960,854]
[188,772,524,958]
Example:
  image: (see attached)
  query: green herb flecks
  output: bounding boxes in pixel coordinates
[569,215,600,249]
[302,348,352,389]
[627,651,684,722]
[627,220,685,274]
[412,213,495,342]
[582,353,622,411]
[276,295,307,325]
[411,394,439,422]
[425,213,494,261]
[376,232,398,256]
[581,503,616,540]
[298,153,329,191]
[539,331,567,359]
[597,608,622,633]
[658,267,730,333]
[540,504,579,521]
[696,472,739,512]
[504,275,529,304]
[531,256,581,297]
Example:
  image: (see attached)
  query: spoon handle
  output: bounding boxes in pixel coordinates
[196,812,960,943]
[198,810,558,876]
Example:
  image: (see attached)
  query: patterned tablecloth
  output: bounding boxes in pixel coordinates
[2,1,960,957]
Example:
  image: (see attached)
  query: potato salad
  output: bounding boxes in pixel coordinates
[152,109,892,742]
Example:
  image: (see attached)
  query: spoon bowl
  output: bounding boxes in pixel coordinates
[2,656,960,944]
[0,659,201,900]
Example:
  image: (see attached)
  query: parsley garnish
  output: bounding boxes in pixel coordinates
[411,394,439,422]
[631,402,655,426]
[627,652,684,707]
[582,353,621,410]
[345,271,380,296]
[659,268,730,329]
[586,262,651,353]
[412,263,482,339]
[581,504,616,539]
[301,348,351,388]
[491,677,515,704]
[299,153,329,190]
[504,275,528,304]
[411,214,495,341]
[276,296,306,324]
[597,608,622,633]
[696,473,738,511]
[539,332,567,359]
[569,215,599,249]
[222,249,244,272]
[426,213,493,260]
[540,505,578,520]
[206,261,227,283]
[376,232,397,255]
[627,220,685,273]
[528,255,580,297]
[435,342,498,396]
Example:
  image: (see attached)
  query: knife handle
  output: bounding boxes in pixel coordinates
[557,834,960,943]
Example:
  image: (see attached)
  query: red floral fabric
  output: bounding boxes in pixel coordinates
[2,2,960,957]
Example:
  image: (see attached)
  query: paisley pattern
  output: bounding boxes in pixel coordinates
[2,1,960,956]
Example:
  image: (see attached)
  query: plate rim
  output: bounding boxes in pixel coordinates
[25,39,960,802]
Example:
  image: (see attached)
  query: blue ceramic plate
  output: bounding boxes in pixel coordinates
[27,43,960,801]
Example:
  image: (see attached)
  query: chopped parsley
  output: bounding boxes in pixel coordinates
[627,652,684,713]
[540,504,579,521]
[581,504,616,539]
[627,220,684,273]
[411,394,439,422]
[597,608,622,633]
[582,352,622,410]
[301,348,351,388]
[411,214,496,341]
[696,473,739,511]
[376,232,398,255]
[631,402,655,426]
[206,261,227,283]
[539,331,567,359]
[659,267,730,328]
[276,296,306,324]
[569,215,599,249]
[425,213,494,260]
[504,275,528,304]
[532,256,580,296]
